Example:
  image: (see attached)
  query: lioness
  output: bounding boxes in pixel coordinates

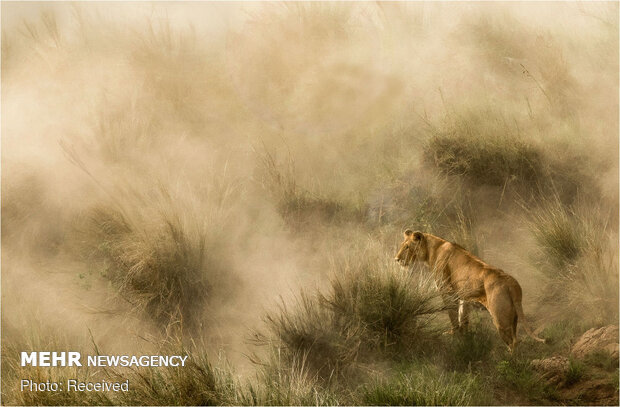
[395,230,545,350]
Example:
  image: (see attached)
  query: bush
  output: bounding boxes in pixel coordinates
[424,108,545,190]
[80,182,238,332]
[255,243,450,379]
[422,107,592,204]
[529,198,619,326]
[256,147,365,227]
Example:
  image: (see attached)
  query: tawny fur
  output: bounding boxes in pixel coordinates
[395,230,545,351]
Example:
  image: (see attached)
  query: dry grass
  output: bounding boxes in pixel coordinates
[254,242,451,380]
[257,146,366,226]
[1,3,618,406]
[78,182,239,332]
[529,197,619,326]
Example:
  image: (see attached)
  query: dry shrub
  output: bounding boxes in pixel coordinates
[423,106,593,204]
[529,197,619,326]
[257,147,365,227]
[79,180,239,333]
[254,242,450,379]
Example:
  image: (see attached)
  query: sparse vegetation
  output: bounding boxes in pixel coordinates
[565,359,586,385]
[2,2,618,406]
[585,350,619,372]
[529,197,619,326]
[360,367,487,406]
[258,147,366,226]
[495,358,552,401]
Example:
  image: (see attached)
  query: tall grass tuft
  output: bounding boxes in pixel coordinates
[256,293,363,380]
[244,349,340,406]
[529,196,619,326]
[256,146,365,226]
[529,198,585,273]
[117,346,240,406]
[1,327,112,406]
[324,252,450,354]
[443,323,497,371]
[424,108,544,190]
[80,180,239,333]
[255,242,450,379]
[422,106,592,204]
[1,326,243,406]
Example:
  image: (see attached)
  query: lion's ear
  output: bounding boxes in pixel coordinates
[404,229,414,238]
[413,231,424,241]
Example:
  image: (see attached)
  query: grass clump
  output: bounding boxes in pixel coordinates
[422,106,592,204]
[386,171,467,233]
[564,359,586,386]
[495,358,550,400]
[425,130,542,189]
[81,183,238,333]
[1,325,243,406]
[258,293,362,379]
[444,323,497,371]
[538,320,588,351]
[255,243,449,379]
[324,254,448,354]
[360,366,488,406]
[529,197,619,326]
[88,206,213,330]
[117,347,240,406]
[0,327,113,406]
[244,351,340,406]
[529,198,585,272]
[424,108,545,190]
[584,350,619,372]
[257,147,365,227]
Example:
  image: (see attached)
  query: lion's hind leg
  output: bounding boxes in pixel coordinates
[511,314,519,349]
[499,327,517,352]
[487,290,518,351]
[489,313,516,351]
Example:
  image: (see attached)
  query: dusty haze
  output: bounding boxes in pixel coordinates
[2,0,618,388]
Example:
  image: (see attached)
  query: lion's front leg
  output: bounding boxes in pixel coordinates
[458,300,470,332]
[441,293,460,333]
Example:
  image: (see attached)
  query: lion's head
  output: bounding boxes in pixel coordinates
[395,230,428,266]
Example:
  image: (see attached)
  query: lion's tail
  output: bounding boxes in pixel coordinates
[510,283,546,344]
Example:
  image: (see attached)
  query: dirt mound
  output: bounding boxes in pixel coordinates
[572,325,619,360]
[560,377,619,406]
[531,354,619,405]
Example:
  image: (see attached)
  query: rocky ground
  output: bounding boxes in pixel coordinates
[531,325,619,405]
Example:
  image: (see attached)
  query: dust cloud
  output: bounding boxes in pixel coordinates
[2,1,618,368]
